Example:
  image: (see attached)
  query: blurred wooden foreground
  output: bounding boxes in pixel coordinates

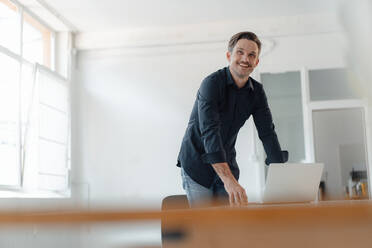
[1,200,372,248]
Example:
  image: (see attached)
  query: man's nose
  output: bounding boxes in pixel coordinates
[241,54,249,63]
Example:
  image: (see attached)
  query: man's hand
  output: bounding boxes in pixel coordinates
[211,162,248,206]
[223,178,248,206]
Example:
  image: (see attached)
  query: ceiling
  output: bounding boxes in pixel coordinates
[26,0,341,32]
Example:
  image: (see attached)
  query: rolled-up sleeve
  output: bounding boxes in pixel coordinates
[253,86,286,165]
[197,77,227,164]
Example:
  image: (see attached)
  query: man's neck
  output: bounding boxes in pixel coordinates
[230,70,250,89]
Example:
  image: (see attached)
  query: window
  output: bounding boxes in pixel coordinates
[0,0,69,196]
[0,0,19,53]
[20,65,70,193]
[309,68,362,101]
[23,12,53,67]
[261,71,306,163]
[0,0,53,68]
[0,52,20,186]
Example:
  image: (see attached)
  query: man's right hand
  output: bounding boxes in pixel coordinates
[223,178,248,206]
[211,162,248,206]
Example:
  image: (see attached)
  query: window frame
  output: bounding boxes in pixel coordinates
[22,7,56,69]
[0,0,56,68]
[0,0,69,197]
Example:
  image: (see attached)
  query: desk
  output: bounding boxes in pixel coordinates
[0,200,372,248]
[162,200,372,248]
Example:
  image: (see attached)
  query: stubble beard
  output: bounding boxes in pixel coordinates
[232,64,252,79]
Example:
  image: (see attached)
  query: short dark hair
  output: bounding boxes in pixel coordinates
[228,31,261,54]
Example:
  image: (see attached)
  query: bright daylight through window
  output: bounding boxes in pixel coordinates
[0,0,70,197]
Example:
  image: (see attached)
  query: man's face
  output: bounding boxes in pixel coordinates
[227,39,260,79]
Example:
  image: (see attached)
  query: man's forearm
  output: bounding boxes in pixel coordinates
[211,162,237,184]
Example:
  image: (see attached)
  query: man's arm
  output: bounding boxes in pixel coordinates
[197,77,248,206]
[253,85,286,164]
[211,162,248,206]
[197,78,226,164]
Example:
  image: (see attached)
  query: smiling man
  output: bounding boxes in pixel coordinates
[177,31,288,207]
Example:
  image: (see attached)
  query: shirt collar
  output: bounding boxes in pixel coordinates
[226,66,254,91]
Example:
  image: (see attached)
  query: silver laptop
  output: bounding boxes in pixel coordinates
[261,163,324,204]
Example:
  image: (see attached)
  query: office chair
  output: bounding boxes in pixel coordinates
[161,195,189,247]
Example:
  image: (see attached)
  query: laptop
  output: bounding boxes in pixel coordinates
[261,163,324,204]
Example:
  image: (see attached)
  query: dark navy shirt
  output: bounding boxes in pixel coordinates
[177,67,287,188]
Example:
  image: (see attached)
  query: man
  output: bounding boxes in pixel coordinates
[177,31,288,207]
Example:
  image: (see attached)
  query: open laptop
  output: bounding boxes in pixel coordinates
[261,163,324,204]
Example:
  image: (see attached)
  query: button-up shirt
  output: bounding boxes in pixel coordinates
[177,66,286,188]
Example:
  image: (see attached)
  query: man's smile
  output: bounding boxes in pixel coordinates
[238,63,251,69]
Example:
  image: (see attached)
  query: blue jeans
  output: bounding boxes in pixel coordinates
[181,167,228,207]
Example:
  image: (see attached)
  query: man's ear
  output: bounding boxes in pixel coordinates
[255,58,260,66]
[226,51,231,62]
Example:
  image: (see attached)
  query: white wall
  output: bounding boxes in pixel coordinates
[73,43,228,206]
[73,26,348,207]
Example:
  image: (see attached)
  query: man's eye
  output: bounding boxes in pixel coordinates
[237,51,243,55]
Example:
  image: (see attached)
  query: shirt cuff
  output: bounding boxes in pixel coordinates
[201,150,227,164]
[265,150,289,165]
